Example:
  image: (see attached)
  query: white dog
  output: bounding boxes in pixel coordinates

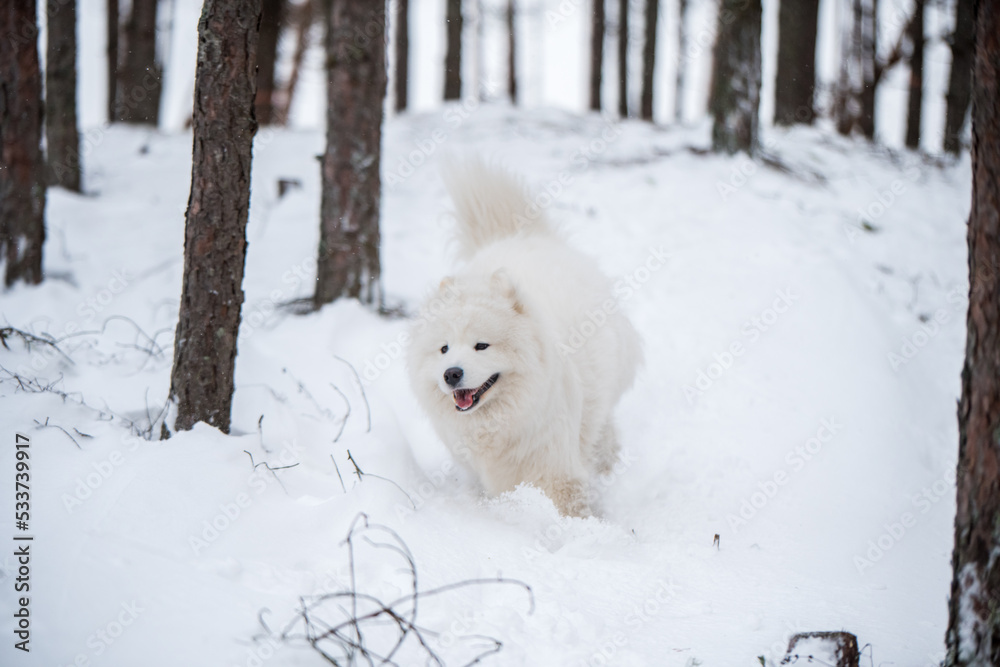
[407,161,642,516]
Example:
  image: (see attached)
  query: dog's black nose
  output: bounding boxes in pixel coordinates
[443,367,464,387]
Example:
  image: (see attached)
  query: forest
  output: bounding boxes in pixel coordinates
[1,0,998,665]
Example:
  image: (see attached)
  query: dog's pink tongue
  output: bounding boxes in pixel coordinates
[454,390,475,410]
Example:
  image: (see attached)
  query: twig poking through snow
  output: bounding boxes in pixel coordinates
[331,454,347,493]
[346,450,416,509]
[256,414,273,453]
[346,449,364,481]
[33,417,83,449]
[334,356,371,433]
[282,367,337,421]
[267,513,533,666]
[0,326,74,364]
[330,383,351,443]
[243,449,299,494]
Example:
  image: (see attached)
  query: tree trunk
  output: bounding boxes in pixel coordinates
[508,0,517,104]
[474,0,485,99]
[943,0,975,155]
[46,0,82,192]
[639,0,657,121]
[395,0,409,112]
[710,0,762,155]
[618,0,628,117]
[444,0,462,100]
[276,0,313,125]
[314,0,386,308]
[115,0,161,124]
[773,0,819,126]
[106,0,118,122]
[165,0,262,436]
[858,0,877,139]
[904,0,925,150]
[674,0,687,122]
[255,0,284,125]
[945,3,1000,664]
[835,0,877,138]
[589,0,604,111]
[0,1,47,287]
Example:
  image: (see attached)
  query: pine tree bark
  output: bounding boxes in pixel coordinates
[710,0,762,155]
[773,0,819,126]
[0,1,47,287]
[945,2,1000,663]
[674,0,687,122]
[46,0,82,192]
[904,0,925,150]
[314,0,386,308]
[444,0,462,100]
[618,0,628,117]
[589,0,605,111]
[166,0,262,435]
[639,0,657,121]
[115,0,161,124]
[106,0,118,122]
[943,0,975,155]
[507,0,517,104]
[395,0,409,112]
[255,0,284,125]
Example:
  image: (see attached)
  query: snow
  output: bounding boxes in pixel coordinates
[3,0,973,665]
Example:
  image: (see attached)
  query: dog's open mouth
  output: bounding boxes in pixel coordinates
[453,374,500,411]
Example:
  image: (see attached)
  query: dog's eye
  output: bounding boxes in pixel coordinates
[440,345,448,354]
[474,343,490,351]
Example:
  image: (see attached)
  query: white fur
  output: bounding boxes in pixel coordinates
[408,160,642,516]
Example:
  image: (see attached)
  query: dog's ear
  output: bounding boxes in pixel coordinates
[490,269,524,314]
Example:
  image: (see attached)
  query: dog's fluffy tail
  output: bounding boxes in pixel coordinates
[442,159,552,259]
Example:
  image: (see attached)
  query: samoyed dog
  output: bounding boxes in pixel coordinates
[407,161,642,516]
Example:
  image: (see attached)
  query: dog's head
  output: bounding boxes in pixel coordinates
[408,269,539,417]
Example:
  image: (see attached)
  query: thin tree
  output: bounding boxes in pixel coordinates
[115,0,161,124]
[255,0,285,125]
[507,0,517,104]
[444,0,462,100]
[106,0,118,122]
[944,2,1000,663]
[640,0,657,121]
[904,0,925,149]
[710,0,762,155]
[395,0,409,112]
[589,0,605,111]
[46,0,82,192]
[773,0,819,125]
[834,0,878,138]
[165,0,262,435]
[0,1,47,286]
[276,0,314,124]
[858,0,877,138]
[618,0,628,117]
[674,0,687,122]
[943,0,975,154]
[474,0,485,99]
[314,0,387,308]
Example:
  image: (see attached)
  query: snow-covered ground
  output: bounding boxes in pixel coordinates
[3,0,975,663]
[0,102,971,665]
